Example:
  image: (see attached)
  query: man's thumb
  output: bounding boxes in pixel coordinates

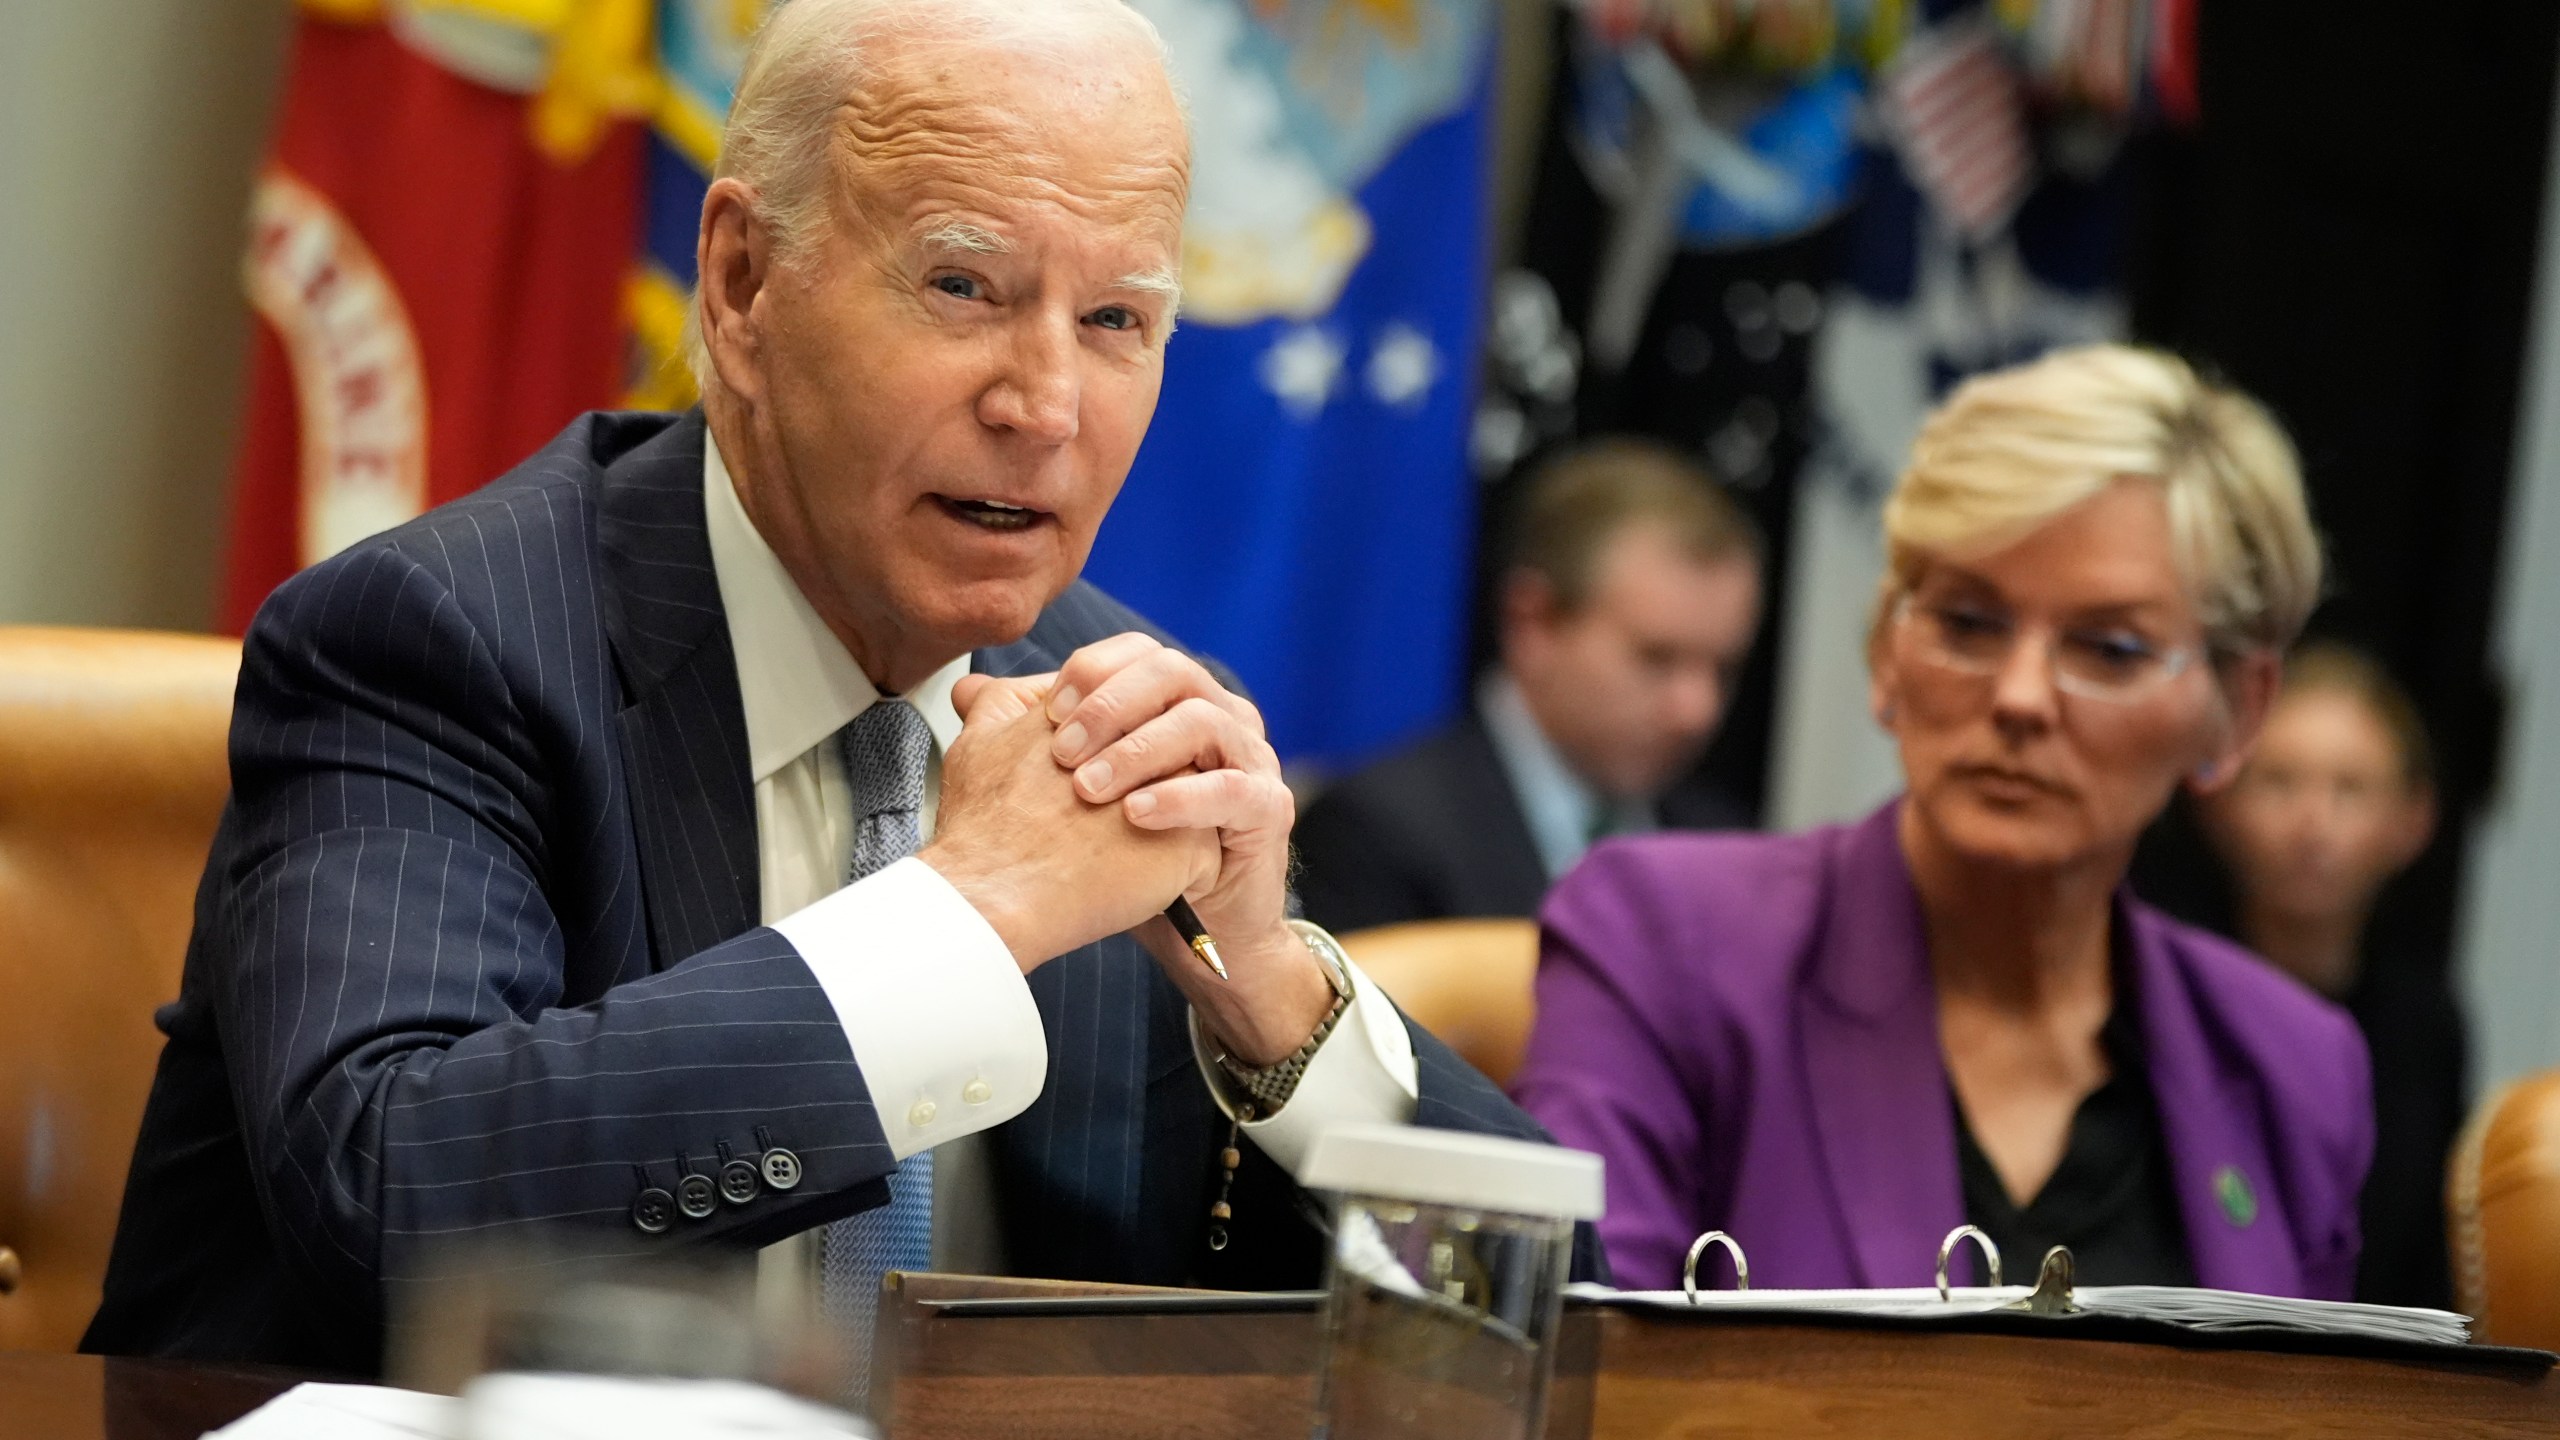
[951,672,1055,725]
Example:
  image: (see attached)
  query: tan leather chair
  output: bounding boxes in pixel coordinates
[0,627,239,1352]
[1339,918,1541,1087]
[2449,1068,2560,1351]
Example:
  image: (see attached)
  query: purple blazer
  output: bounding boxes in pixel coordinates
[1512,802,2374,1299]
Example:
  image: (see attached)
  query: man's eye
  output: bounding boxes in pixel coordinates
[1088,305,1138,332]
[932,275,982,301]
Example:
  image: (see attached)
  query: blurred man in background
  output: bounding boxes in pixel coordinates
[1294,439,1761,933]
[2202,642,2463,1307]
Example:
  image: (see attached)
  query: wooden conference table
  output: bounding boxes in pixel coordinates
[8,1273,2558,1439]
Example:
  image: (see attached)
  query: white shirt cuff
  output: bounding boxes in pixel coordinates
[1189,955,1419,1178]
[772,856,1047,1162]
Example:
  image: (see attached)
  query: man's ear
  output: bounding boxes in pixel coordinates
[2186,648,2282,797]
[697,177,776,408]
[1499,570,1562,660]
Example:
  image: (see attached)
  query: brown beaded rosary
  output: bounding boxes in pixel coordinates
[1206,1104,1253,1250]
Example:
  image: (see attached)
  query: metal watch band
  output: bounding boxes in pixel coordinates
[1213,920,1356,1115]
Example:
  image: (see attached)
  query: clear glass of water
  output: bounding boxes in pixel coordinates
[1303,1125,1600,1440]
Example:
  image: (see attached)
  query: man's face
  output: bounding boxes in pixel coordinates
[2205,686,2433,929]
[1506,526,1763,800]
[718,36,1188,685]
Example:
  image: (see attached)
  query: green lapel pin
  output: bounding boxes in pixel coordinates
[2214,1164,2259,1228]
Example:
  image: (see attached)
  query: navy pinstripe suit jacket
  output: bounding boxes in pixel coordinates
[83,411,1590,1374]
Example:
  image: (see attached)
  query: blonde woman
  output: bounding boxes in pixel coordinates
[1513,345,2370,1297]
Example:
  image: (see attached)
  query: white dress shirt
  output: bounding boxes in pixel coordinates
[700,437,1417,1274]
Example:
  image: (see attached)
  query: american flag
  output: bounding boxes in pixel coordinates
[1882,22,2035,243]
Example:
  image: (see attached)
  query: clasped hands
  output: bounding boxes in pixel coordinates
[918,633,1334,1068]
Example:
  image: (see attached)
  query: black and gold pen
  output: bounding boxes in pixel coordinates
[1165,897,1227,980]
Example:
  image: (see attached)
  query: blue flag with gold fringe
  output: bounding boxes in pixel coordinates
[1088,0,1495,769]
[623,0,744,411]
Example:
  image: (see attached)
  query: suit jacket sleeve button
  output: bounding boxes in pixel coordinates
[760,1148,803,1191]
[632,1188,676,1234]
[720,1159,762,1205]
[676,1173,719,1220]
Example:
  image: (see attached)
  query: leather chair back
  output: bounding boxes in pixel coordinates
[1339,918,1541,1087]
[0,627,239,1351]
[2449,1067,2560,1351]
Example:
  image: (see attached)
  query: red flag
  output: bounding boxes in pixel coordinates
[222,11,643,632]
[2150,0,2203,129]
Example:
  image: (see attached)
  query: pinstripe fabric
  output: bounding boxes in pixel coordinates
[84,410,1594,1376]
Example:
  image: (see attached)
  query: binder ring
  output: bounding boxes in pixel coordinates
[2016,1245,2081,1316]
[1936,1224,2002,1300]
[1682,1231,1749,1302]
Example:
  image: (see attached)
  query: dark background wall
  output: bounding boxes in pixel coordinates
[2127,0,2560,998]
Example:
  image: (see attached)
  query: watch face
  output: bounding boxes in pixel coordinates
[1289,920,1357,1000]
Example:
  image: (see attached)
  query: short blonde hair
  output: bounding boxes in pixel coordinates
[1879,344,2323,657]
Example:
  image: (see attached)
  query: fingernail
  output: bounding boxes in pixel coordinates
[1126,791,1156,817]
[1047,686,1080,722]
[1077,758,1113,794]
[1053,721,1087,761]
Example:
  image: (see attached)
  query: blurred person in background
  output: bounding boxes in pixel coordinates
[1514,345,2374,1297]
[1293,439,1763,933]
[2201,643,2461,1308]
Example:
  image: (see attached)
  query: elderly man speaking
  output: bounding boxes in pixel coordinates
[83,0,1584,1383]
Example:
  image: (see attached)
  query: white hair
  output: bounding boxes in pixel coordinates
[683,0,1186,393]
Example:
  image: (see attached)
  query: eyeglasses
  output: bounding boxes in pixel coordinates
[1891,593,2201,705]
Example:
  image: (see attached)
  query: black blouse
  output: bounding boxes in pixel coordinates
[1952,1004,2198,1288]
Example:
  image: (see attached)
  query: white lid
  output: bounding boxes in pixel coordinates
[1301,1123,1604,1221]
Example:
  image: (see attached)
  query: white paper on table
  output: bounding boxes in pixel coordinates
[204,1375,878,1440]
[1570,1282,2471,1346]
[462,1374,877,1439]
[202,1382,459,1440]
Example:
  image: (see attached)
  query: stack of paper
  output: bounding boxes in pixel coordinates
[1573,1283,2471,1348]
[2083,1286,2470,1347]
[203,1376,878,1440]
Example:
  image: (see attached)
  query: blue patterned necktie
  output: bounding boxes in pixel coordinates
[819,698,937,1411]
